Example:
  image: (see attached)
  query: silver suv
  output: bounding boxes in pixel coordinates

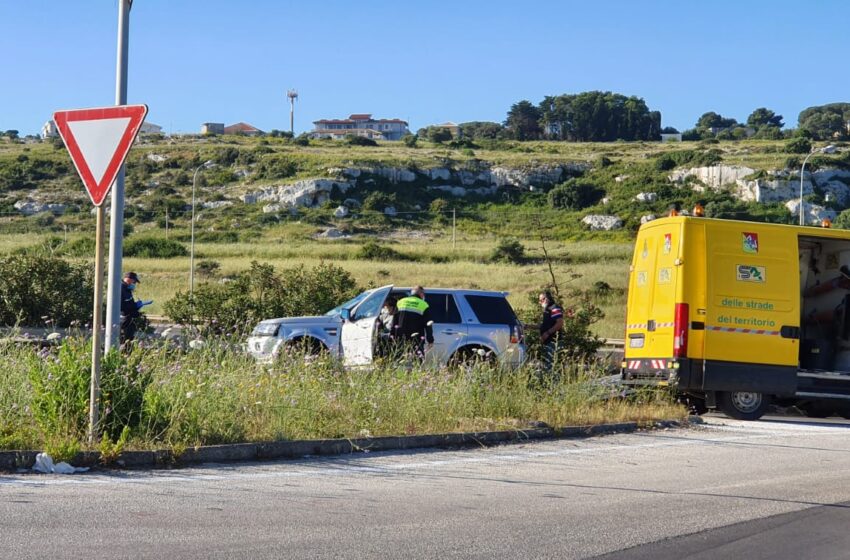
[247,285,526,368]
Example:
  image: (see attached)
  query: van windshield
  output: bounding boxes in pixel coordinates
[325,291,370,317]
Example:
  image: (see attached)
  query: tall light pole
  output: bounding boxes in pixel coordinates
[190,161,215,297]
[104,0,132,351]
[800,144,836,225]
[287,90,298,136]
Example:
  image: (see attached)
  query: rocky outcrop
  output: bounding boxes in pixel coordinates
[582,215,623,231]
[669,164,756,189]
[201,201,233,209]
[333,205,349,218]
[241,179,352,207]
[785,200,837,224]
[14,200,67,216]
[640,214,657,224]
[635,192,657,203]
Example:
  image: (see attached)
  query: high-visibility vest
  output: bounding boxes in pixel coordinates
[396,296,429,315]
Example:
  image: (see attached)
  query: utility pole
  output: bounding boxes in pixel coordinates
[287,89,298,136]
[105,0,132,350]
[452,208,457,251]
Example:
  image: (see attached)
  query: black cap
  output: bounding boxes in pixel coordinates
[124,271,140,283]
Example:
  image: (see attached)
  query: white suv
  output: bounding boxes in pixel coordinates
[247,285,526,368]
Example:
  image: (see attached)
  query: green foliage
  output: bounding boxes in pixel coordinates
[696,111,738,130]
[253,155,297,180]
[402,133,418,147]
[539,91,660,141]
[356,240,412,261]
[505,100,543,140]
[362,191,398,212]
[345,135,378,147]
[517,289,604,362]
[834,208,850,229]
[654,149,722,170]
[747,107,784,129]
[798,103,850,140]
[459,121,504,139]
[0,254,92,326]
[785,137,812,154]
[426,127,453,144]
[548,180,605,210]
[196,259,221,277]
[164,261,359,333]
[123,237,188,258]
[489,238,526,264]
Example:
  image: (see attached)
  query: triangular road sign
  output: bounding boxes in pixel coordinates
[53,105,148,206]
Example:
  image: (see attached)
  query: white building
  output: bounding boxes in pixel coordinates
[140,122,163,135]
[41,120,58,139]
[311,113,409,141]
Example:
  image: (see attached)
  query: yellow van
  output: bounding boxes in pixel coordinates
[623,215,850,420]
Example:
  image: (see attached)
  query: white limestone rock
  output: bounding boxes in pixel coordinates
[582,215,623,231]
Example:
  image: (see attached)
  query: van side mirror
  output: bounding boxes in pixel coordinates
[340,308,351,322]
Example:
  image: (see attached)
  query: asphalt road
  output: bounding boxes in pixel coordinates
[3,415,850,559]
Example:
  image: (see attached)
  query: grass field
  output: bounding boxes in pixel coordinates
[2,229,634,339]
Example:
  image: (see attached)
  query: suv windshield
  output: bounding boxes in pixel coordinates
[325,291,370,317]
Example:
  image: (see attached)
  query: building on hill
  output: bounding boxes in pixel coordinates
[201,122,225,135]
[431,122,460,137]
[41,120,58,139]
[224,122,264,136]
[310,113,409,141]
[660,133,682,142]
[140,122,163,135]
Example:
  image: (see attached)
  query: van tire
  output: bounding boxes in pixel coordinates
[718,391,771,421]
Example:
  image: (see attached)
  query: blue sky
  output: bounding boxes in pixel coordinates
[2,0,848,136]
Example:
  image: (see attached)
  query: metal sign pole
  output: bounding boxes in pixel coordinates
[105,0,132,350]
[89,204,107,443]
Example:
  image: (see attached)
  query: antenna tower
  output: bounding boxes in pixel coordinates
[287,89,298,136]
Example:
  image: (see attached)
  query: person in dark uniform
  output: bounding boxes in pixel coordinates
[538,291,567,374]
[391,286,434,361]
[120,271,150,343]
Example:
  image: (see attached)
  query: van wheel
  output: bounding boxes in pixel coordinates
[797,401,834,419]
[718,391,770,421]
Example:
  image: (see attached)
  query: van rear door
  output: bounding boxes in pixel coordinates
[625,220,682,361]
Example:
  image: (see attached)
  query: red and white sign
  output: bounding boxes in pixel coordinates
[53,105,148,206]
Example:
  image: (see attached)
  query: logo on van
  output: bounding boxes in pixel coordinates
[742,232,759,254]
[663,233,672,254]
[737,264,765,282]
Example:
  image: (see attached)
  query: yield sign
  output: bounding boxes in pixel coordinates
[53,105,148,206]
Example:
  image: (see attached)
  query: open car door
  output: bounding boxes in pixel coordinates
[341,285,393,366]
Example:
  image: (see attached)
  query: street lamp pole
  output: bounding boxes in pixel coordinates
[800,145,837,226]
[190,161,214,297]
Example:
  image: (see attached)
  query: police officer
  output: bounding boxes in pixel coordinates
[538,291,567,373]
[391,286,434,361]
[120,272,151,343]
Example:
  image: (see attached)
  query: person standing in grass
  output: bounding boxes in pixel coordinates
[538,291,568,374]
[120,271,151,343]
[392,286,434,361]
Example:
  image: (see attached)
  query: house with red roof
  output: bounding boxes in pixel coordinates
[223,122,264,136]
[310,113,409,141]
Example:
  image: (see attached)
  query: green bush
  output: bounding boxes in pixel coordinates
[785,137,812,154]
[489,238,526,264]
[548,180,605,210]
[402,134,418,148]
[0,254,92,326]
[362,191,398,212]
[346,135,378,147]
[517,289,603,362]
[123,237,188,258]
[164,261,360,333]
[356,241,411,261]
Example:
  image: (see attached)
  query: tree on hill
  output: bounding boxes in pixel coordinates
[798,103,850,140]
[746,107,783,129]
[459,121,504,139]
[696,112,738,131]
[504,100,542,140]
[538,91,660,142]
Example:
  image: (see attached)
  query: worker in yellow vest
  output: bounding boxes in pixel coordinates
[391,286,434,361]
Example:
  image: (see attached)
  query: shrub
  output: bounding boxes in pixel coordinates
[123,237,188,258]
[785,137,812,154]
[346,135,378,147]
[402,134,418,148]
[517,289,603,362]
[362,191,397,212]
[164,261,360,333]
[356,241,411,261]
[489,238,526,264]
[548,180,605,210]
[0,253,92,326]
